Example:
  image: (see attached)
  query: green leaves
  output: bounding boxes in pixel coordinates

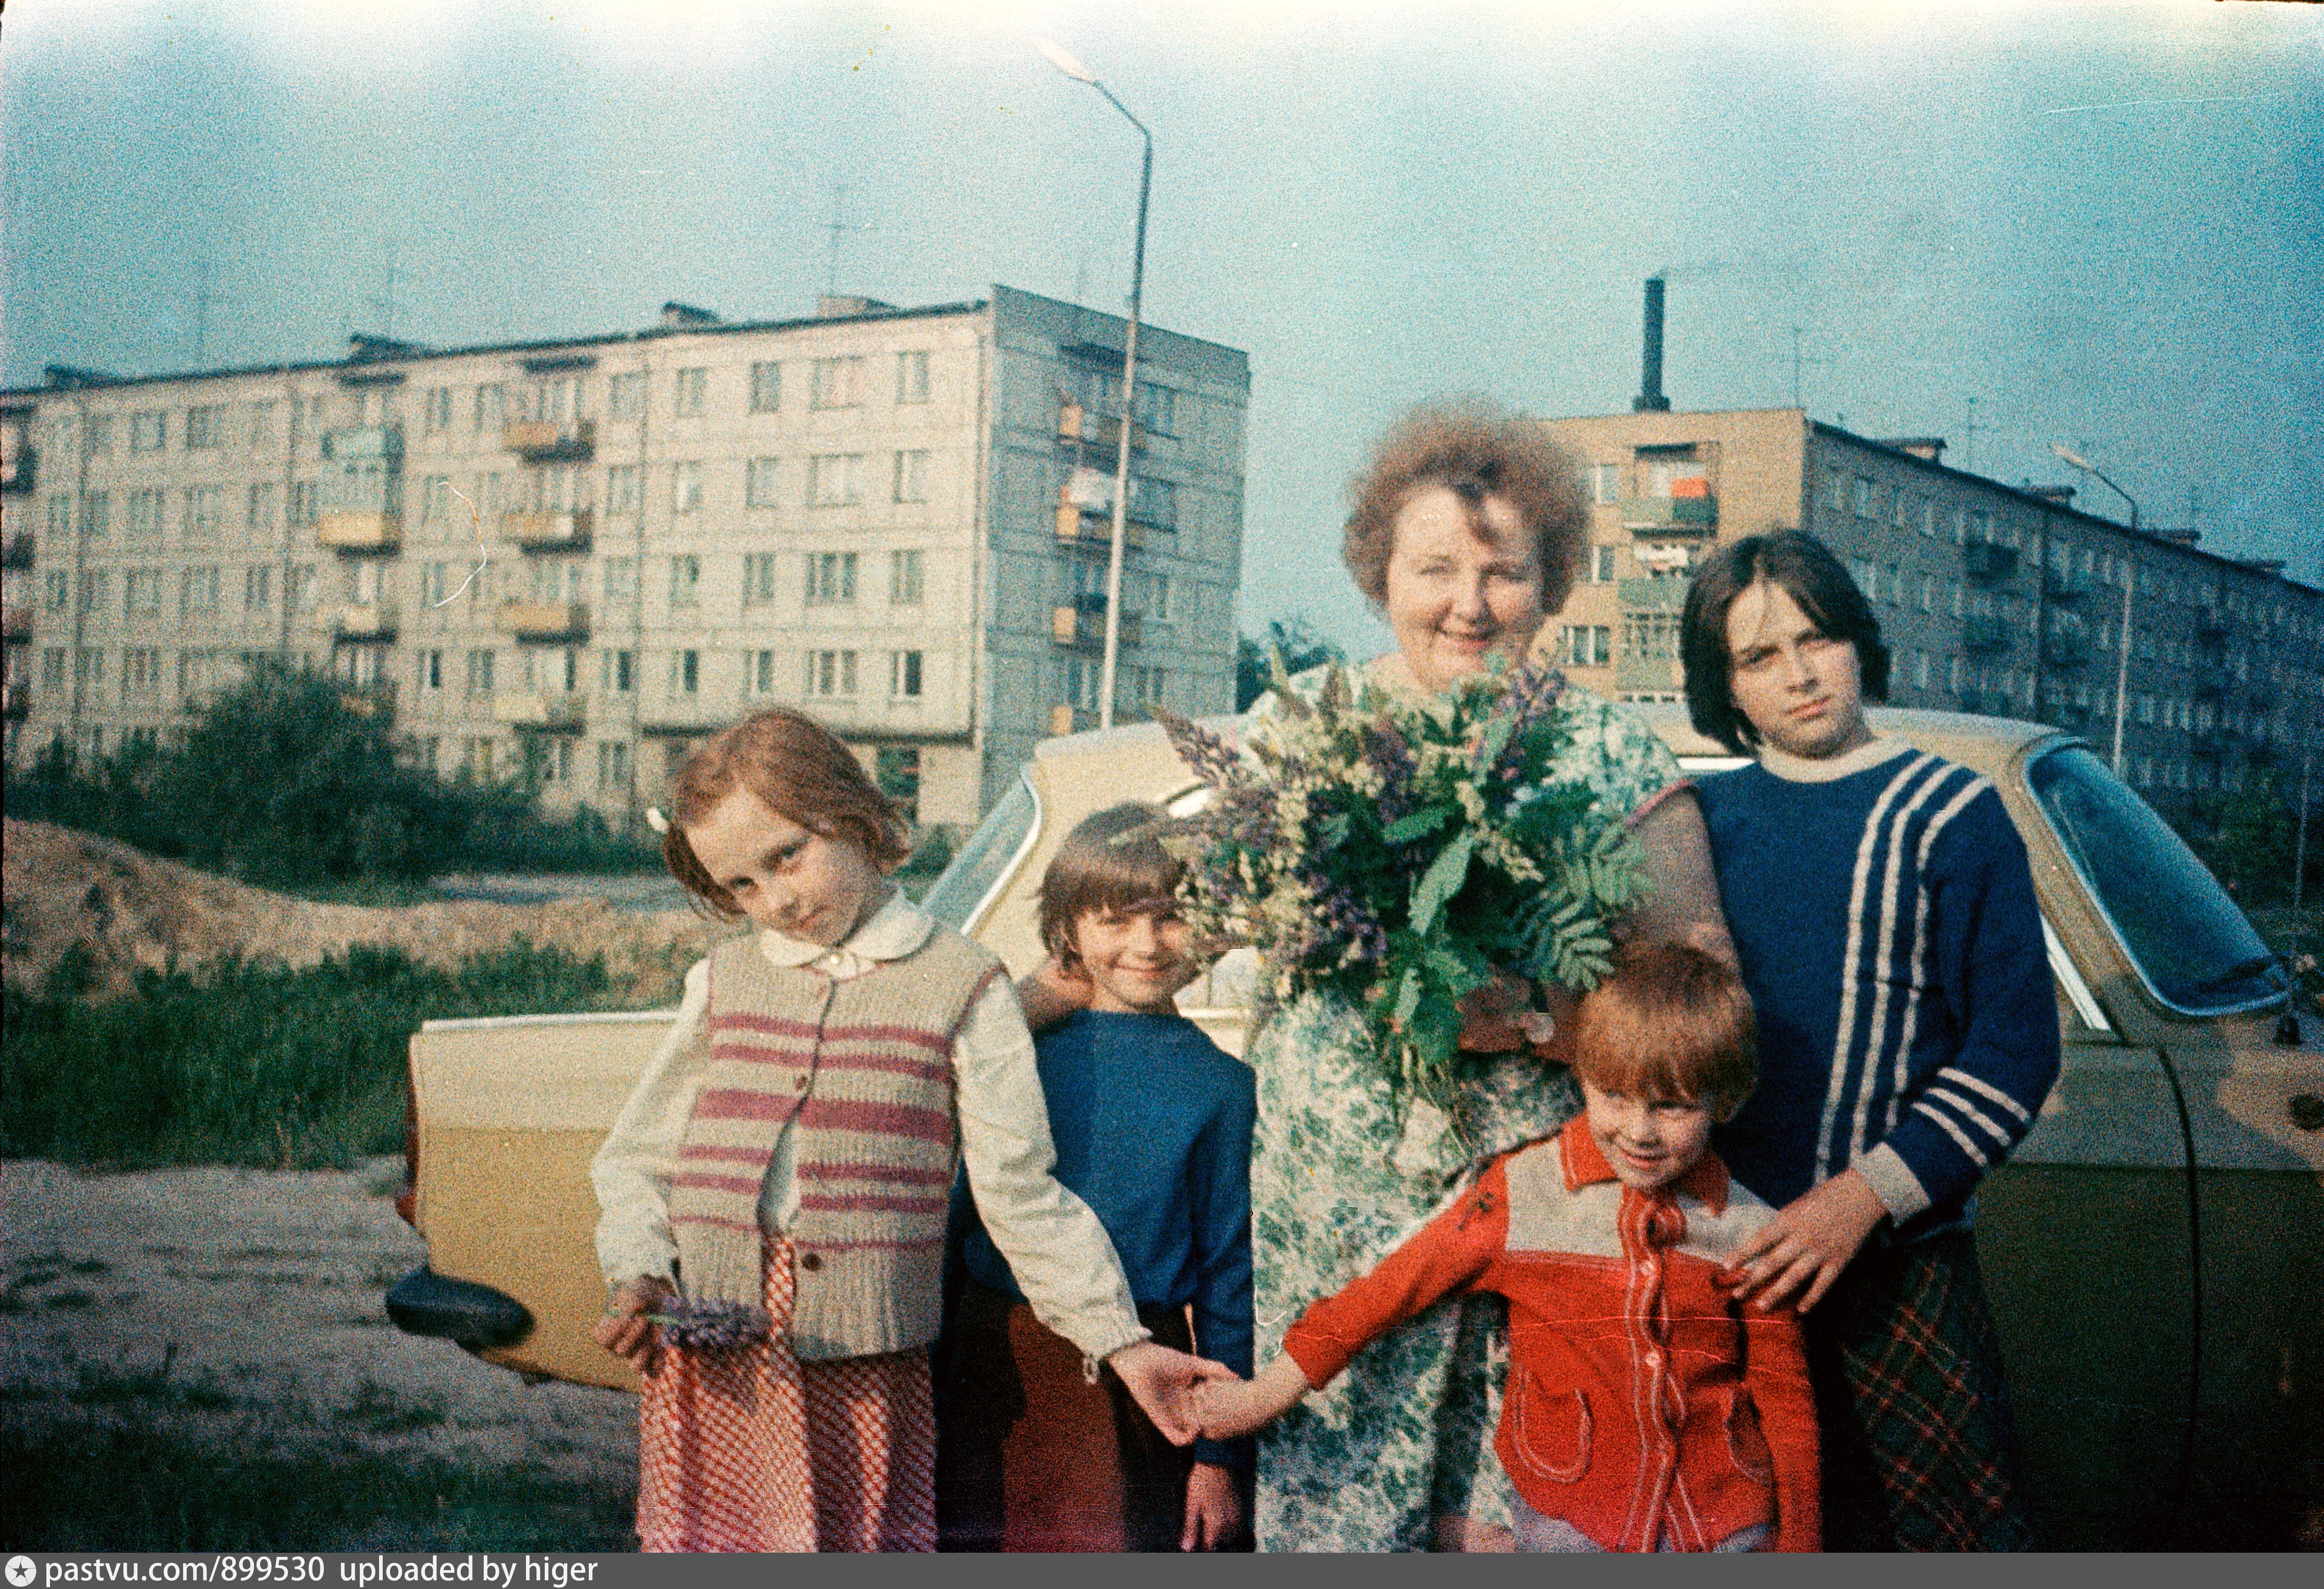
[1411,828,1475,936]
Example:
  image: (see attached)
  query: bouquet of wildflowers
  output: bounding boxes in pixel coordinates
[650,1298,772,1352]
[1153,655,1650,1116]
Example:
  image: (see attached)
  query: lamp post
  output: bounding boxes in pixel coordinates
[1037,37,1150,732]
[2052,443,2142,775]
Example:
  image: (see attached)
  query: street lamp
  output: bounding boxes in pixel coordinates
[1036,37,1151,732]
[2052,442,2142,775]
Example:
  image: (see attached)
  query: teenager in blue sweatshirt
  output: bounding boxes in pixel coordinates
[1679,531,2059,1550]
[937,801,1255,1552]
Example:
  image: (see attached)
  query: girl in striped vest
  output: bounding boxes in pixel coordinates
[593,708,1227,1552]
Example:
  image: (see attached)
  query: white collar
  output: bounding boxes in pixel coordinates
[1756,735,1914,784]
[754,888,930,968]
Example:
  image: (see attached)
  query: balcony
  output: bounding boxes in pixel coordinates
[492,691,587,731]
[503,418,596,462]
[502,509,593,550]
[1614,655,1682,694]
[497,600,590,641]
[2190,727,2230,760]
[2193,676,2226,701]
[2044,567,2093,602]
[1617,494,1718,534]
[1053,500,1148,554]
[1049,704,1099,736]
[2196,607,2229,641]
[317,513,403,553]
[2,683,26,720]
[1,443,33,494]
[1617,576,1692,614]
[0,532,32,569]
[2,604,31,640]
[1055,403,1145,455]
[2040,629,2092,669]
[1052,602,1141,652]
[319,601,400,642]
[1963,542,2019,582]
[1963,614,2011,654]
[337,681,399,720]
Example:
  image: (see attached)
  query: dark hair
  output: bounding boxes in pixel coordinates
[1680,530,1892,754]
[1039,801,1182,968]
[662,708,912,918]
[1341,400,1586,618]
[1570,942,1759,1119]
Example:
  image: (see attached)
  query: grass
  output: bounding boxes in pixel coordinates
[0,940,627,1170]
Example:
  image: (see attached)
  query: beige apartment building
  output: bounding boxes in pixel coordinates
[0,285,1250,835]
[1539,406,2323,814]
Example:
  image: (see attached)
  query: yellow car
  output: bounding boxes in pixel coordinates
[387,705,2322,1549]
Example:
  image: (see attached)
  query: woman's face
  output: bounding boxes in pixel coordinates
[1382,485,1547,694]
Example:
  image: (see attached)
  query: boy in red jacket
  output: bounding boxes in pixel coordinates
[1197,943,1820,1552]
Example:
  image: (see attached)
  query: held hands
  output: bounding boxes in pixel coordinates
[1724,1168,1890,1313]
[593,1276,674,1371]
[1456,971,1572,1063]
[1016,952,1095,1034]
[1180,1463,1244,1552]
[1191,1356,1313,1442]
[1106,1340,1237,1446]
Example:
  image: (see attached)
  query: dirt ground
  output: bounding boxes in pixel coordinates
[0,1155,639,1490]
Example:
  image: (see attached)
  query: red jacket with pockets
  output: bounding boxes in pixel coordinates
[1281,1115,1821,1551]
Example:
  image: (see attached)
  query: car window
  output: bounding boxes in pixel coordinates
[2027,744,2288,1016]
[922,776,1040,933]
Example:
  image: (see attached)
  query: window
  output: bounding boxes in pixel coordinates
[44,569,69,611]
[746,458,781,509]
[890,549,924,607]
[604,556,637,611]
[418,650,443,691]
[125,568,162,618]
[179,566,221,616]
[1892,489,1911,530]
[895,351,930,406]
[1588,464,1621,505]
[875,746,920,823]
[748,648,781,697]
[1592,544,1619,582]
[804,649,858,698]
[425,387,452,431]
[185,405,223,450]
[602,464,639,517]
[75,569,109,617]
[1134,380,1175,435]
[1914,651,1931,689]
[1562,625,1612,667]
[607,371,646,420]
[805,552,858,606]
[669,554,699,608]
[463,738,496,783]
[465,649,496,696]
[809,453,863,506]
[597,740,630,792]
[85,414,115,457]
[889,649,924,699]
[77,649,106,690]
[290,481,319,527]
[892,450,929,504]
[1852,476,1876,518]
[670,649,699,696]
[1919,573,1935,612]
[744,553,780,606]
[1882,564,1901,605]
[287,563,317,612]
[246,482,279,535]
[519,377,575,425]
[1127,476,1177,529]
[80,491,111,539]
[474,384,505,432]
[1150,572,1175,625]
[811,356,864,409]
[671,462,703,514]
[750,362,782,413]
[600,649,634,694]
[183,487,223,538]
[673,367,707,417]
[131,410,167,452]
[241,566,271,613]
[122,647,163,700]
[420,475,451,526]
[128,489,164,540]
[42,648,67,688]
[45,494,71,543]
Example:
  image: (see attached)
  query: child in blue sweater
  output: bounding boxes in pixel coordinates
[1678,531,2060,1549]
[936,801,1255,1552]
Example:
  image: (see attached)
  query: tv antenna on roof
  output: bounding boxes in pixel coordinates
[825,186,877,295]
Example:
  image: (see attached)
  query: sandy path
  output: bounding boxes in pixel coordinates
[0,1157,637,1488]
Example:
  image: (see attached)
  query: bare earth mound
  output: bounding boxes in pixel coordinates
[2,817,720,1002]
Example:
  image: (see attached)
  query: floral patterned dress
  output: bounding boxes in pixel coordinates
[1245,666,1682,1552]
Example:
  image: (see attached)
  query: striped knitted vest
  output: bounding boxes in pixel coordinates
[668,926,1003,1360]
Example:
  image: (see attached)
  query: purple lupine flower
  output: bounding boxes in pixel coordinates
[1153,708,1251,791]
[651,1298,773,1352]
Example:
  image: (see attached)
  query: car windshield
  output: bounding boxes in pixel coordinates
[2027,744,2288,1016]
[922,776,1039,932]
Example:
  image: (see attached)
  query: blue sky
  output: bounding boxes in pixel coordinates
[4,0,2317,653]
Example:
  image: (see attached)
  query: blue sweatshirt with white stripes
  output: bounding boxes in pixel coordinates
[1696,742,2061,1240]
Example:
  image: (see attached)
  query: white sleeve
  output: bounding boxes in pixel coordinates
[953,978,1151,1362]
[589,958,712,1287]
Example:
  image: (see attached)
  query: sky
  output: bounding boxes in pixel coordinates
[3,0,2318,654]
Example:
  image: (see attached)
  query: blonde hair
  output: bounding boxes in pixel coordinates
[661,709,911,918]
[1570,942,1760,1118]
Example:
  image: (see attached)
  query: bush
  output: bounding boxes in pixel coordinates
[0,941,617,1170]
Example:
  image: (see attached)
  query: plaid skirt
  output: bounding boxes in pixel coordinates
[637,1234,937,1553]
[1806,1230,2037,1551]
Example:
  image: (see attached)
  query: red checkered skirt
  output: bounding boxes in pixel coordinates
[637,1234,937,1553]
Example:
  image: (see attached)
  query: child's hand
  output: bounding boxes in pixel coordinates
[1181,1461,1244,1551]
[1016,952,1095,1032]
[1193,1355,1311,1440]
[1108,1341,1236,1445]
[593,1276,673,1371]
